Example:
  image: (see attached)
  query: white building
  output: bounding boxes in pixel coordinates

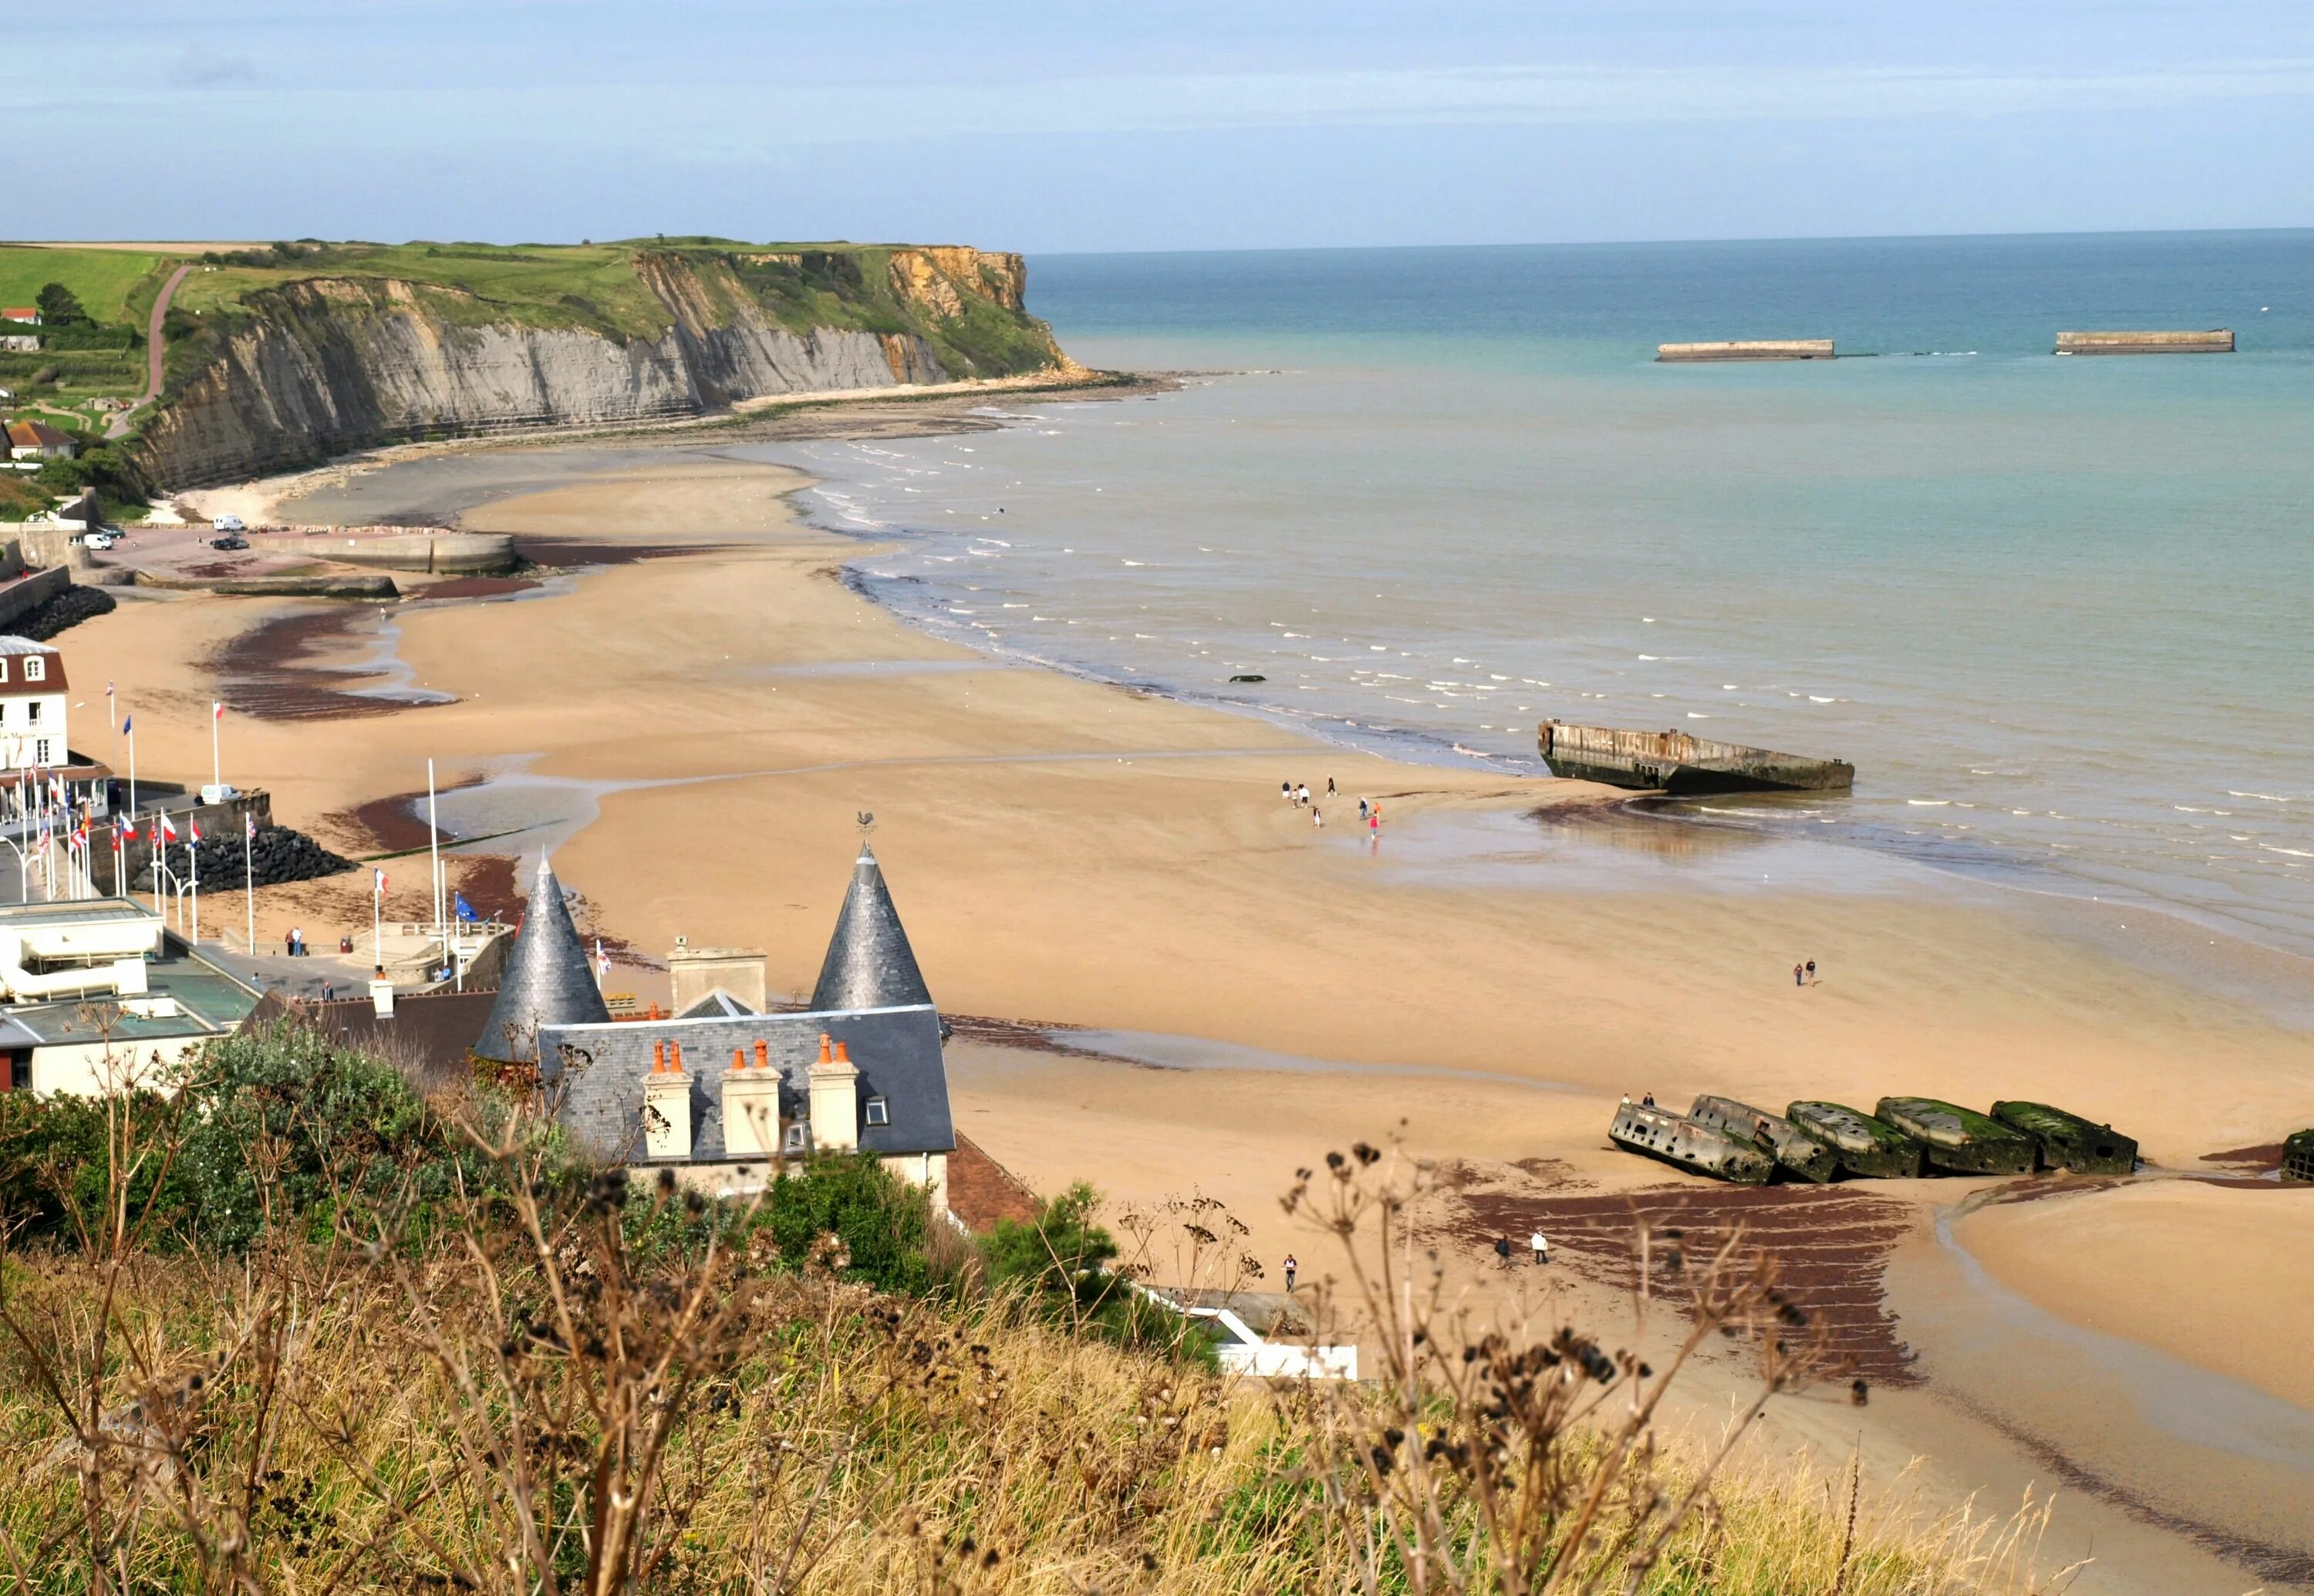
[0,898,263,1095]
[0,637,69,769]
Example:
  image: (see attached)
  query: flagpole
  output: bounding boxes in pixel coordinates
[245,815,255,957]
[210,703,221,794]
[427,757,441,940]
[189,828,199,945]
[373,868,384,978]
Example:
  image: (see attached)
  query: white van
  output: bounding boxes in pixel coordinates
[212,513,245,532]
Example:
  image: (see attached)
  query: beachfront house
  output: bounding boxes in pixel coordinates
[471,844,959,1211]
[5,420,75,462]
[0,309,38,326]
[0,638,115,824]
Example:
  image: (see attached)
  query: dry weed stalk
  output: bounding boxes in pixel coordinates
[1277,1139,1855,1596]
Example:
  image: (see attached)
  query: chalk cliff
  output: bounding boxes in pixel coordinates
[134,245,1072,488]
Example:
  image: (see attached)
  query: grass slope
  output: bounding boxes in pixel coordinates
[0,246,164,323]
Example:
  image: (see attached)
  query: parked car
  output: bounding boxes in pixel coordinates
[75,530,119,551]
[211,533,249,551]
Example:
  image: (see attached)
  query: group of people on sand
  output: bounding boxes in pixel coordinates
[1792,958,1820,987]
[1279,777,1382,835]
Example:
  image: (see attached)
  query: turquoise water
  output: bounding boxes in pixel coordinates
[758,234,2314,957]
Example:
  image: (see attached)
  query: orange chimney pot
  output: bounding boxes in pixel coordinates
[817,1033,833,1065]
[835,1041,852,1065]
[754,1040,769,1071]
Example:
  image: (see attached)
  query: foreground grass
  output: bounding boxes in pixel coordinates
[0,1238,2052,1594]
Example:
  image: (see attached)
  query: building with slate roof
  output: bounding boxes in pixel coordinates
[538,841,957,1211]
[473,855,610,1064]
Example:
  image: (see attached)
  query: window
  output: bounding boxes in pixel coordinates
[23,701,36,722]
[34,739,50,764]
[0,659,9,683]
[863,1096,889,1127]
[783,1123,808,1152]
[22,656,42,682]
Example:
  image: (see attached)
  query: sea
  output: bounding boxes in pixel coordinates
[758,232,2314,964]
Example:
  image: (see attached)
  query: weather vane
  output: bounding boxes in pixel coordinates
[856,811,875,836]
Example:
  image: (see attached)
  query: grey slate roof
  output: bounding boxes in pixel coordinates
[540,1004,954,1164]
[677,990,756,1019]
[474,855,611,1062]
[809,842,933,1013]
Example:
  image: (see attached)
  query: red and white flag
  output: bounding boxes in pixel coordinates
[189,821,202,844]
[212,702,225,722]
[158,813,179,842]
[373,868,388,897]
[245,812,255,841]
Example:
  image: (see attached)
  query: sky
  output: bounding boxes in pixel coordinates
[9,2,2312,251]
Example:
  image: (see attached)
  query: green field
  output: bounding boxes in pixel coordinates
[0,246,166,324]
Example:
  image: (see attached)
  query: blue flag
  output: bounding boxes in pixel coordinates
[122,714,132,733]
[454,892,477,923]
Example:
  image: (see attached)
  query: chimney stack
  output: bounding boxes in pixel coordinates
[808,1031,861,1152]
[644,1035,692,1160]
[722,1033,783,1159]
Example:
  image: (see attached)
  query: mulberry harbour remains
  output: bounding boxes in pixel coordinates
[1538,722,1854,795]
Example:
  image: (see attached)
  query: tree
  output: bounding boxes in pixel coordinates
[34,282,87,326]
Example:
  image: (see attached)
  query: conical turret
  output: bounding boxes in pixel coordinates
[809,842,933,1012]
[474,855,612,1062]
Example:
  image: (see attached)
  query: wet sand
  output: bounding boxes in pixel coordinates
[75,446,2314,1593]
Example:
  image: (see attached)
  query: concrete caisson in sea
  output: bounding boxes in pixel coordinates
[1786,1101,1925,1179]
[2281,1130,2314,1184]
[1875,1097,2037,1176]
[1658,339,1835,362]
[1688,1094,1841,1183]
[1989,1100,2137,1176]
[2053,329,2233,356]
[1539,723,1855,795]
[1608,1102,1775,1185]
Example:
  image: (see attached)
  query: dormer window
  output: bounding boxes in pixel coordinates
[22,656,42,682]
[783,1122,808,1152]
[863,1096,889,1127]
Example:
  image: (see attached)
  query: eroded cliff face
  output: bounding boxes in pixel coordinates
[136,248,1064,488]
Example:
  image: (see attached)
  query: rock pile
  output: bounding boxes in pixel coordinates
[16,585,118,641]
[141,825,354,890]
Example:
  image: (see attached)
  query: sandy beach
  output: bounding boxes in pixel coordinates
[69,442,2314,1594]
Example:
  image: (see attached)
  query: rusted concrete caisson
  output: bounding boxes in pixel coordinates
[1688,1094,1842,1183]
[2282,1129,2314,1185]
[1875,1098,2037,1176]
[1609,1102,1775,1185]
[1538,723,1854,795]
[1786,1101,1925,1179]
[1989,1101,2137,1176]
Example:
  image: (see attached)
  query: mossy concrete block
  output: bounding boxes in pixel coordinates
[1875,1097,2037,1176]
[1786,1101,1926,1179]
[1989,1100,2137,1176]
[1689,1094,1840,1183]
[2282,1129,2314,1185]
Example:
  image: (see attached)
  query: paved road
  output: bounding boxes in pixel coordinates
[106,262,193,440]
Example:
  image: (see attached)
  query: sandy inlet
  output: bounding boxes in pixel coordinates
[74,447,2314,1594]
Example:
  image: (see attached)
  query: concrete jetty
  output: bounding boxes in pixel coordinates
[2054,329,2232,356]
[1658,339,1834,362]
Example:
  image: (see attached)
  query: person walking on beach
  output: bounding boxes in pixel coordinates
[1327,777,1336,797]
[1312,807,1324,828]
[1493,1237,1513,1270]
[1793,962,1805,987]
[1297,783,1311,807]
[1358,796,1369,822]
[1281,781,1293,804]
[1283,1254,1297,1291]
[1806,959,1818,984]
[1369,809,1381,837]
[1530,1229,1549,1267]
